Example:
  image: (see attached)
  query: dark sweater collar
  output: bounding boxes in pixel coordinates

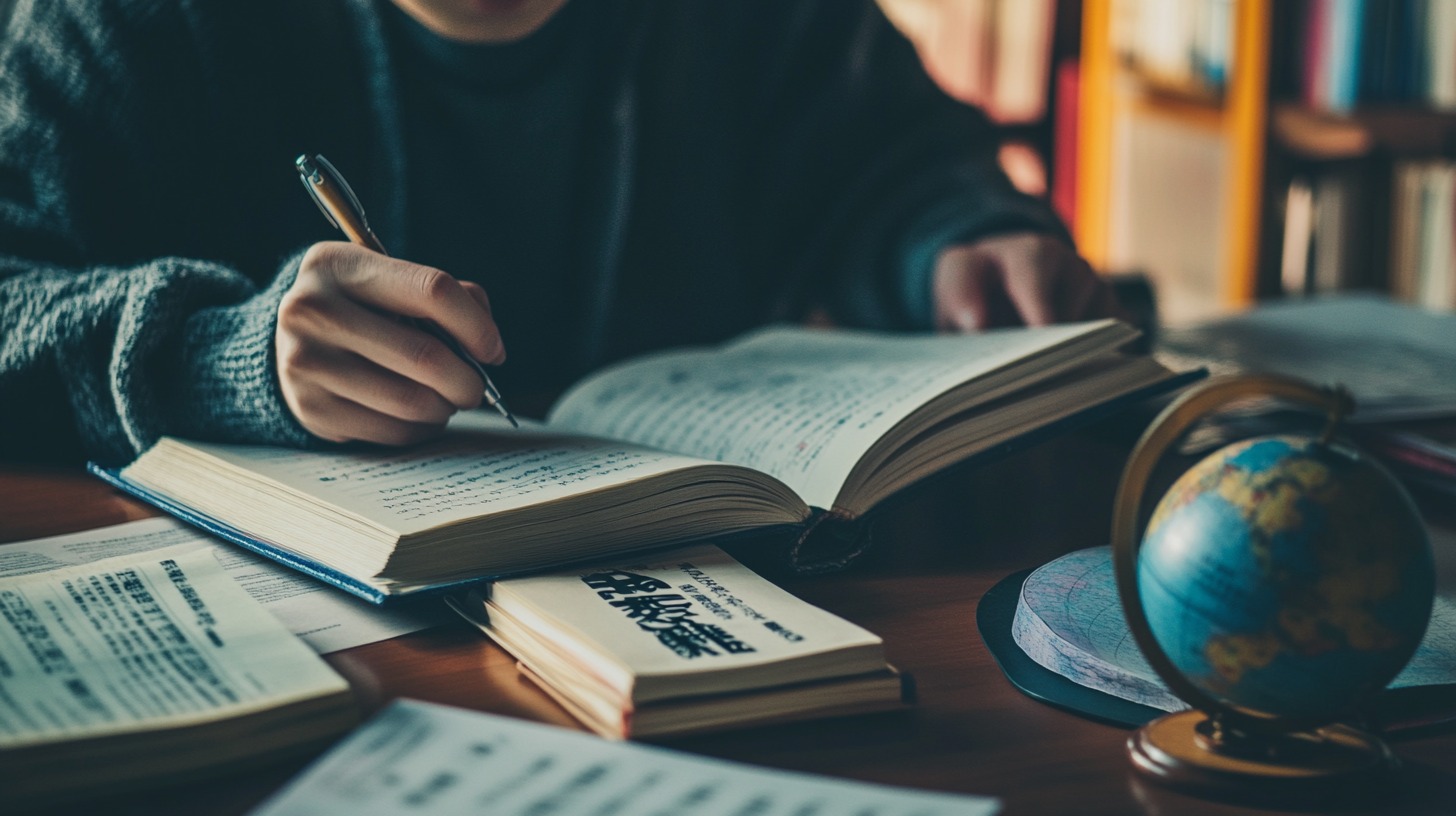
[380,0,587,90]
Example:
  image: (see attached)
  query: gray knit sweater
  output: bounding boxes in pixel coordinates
[0,0,1067,465]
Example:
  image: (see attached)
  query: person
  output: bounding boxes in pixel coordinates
[0,0,1118,465]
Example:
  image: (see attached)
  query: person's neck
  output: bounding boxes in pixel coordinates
[388,0,569,43]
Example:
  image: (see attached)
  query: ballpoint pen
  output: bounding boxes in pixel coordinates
[295,153,519,428]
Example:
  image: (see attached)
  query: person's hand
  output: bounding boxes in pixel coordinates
[275,242,505,445]
[931,232,1121,331]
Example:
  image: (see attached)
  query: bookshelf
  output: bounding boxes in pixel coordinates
[1075,0,1456,325]
[1075,0,1270,326]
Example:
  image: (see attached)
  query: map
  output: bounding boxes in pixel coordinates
[1011,546,1456,712]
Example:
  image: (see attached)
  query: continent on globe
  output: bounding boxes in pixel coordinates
[1137,434,1434,722]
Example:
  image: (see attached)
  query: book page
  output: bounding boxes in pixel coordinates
[0,546,348,748]
[252,699,999,816]
[486,544,884,701]
[548,322,1116,508]
[0,519,444,654]
[148,414,723,536]
[1157,294,1456,422]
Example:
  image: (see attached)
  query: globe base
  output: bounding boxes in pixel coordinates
[1128,710,1397,807]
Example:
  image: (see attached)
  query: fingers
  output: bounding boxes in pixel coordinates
[302,242,505,364]
[285,293,485,410]
[290,389,446,447]
[277,242,505,445]
[934,234,1117,332]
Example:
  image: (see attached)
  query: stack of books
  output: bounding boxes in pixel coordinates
[449,544,909,739]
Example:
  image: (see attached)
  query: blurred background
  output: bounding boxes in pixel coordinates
[882,0,1456,327]
[4,1,1453,328]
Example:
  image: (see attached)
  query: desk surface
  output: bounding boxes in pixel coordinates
[4,431,1454,816]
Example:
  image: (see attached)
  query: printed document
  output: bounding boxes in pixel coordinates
[253,699,1000,816]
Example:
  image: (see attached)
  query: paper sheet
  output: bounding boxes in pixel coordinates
[0,545,347,747]
[252,699,999,816]
[0,519,445,654]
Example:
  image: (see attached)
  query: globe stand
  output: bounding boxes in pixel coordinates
[1128,710,1396,805]
[1112,375,1411,807]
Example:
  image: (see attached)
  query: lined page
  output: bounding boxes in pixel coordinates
[548,322,1119,508]
[129,416,719,536]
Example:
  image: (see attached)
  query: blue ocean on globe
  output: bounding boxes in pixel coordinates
[1138,434,1434,721]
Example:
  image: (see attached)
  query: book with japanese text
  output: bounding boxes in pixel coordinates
[97,321,1191,603]
[447,544,909,739]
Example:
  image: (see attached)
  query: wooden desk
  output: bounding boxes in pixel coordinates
[4,432,1453,816]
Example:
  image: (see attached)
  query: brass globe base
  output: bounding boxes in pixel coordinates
[1128,710,1398,807]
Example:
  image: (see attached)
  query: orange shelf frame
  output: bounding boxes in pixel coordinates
[1076,0,1271,307]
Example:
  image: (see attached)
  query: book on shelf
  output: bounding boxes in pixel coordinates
[0,546,356,808]
[1300,0,1456,113]
[1112,0,1233,98]
[96,321,1189,604]
[1390,159,1456,311]
[446,543,908,740]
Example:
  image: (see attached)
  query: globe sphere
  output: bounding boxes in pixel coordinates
[1138,434,1434,723]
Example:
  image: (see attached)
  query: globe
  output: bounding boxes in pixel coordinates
[1137,433,1435,723]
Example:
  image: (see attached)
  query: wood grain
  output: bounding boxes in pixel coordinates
[3,429,1452,815]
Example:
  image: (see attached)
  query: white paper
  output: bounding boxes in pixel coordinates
[488,544,884,701]
[1157,294,1456,422]
[0,546,347,747]
[549,322,1118,508]
[252,699,999,816]
[0,519,444,654]
[156,416,710,536]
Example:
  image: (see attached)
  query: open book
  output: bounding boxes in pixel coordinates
[447,544,909,739]
[0,546,356,807]
[97,321,1189,603]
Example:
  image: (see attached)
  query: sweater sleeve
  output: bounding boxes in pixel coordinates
[749,0,1071,331]
[0,0,313,464]
[0,256,312,465]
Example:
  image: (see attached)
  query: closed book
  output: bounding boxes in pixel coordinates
[447,544,909,739]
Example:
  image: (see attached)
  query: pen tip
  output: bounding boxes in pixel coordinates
[490,398,519,428]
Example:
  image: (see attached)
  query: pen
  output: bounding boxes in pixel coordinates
[295,153,519,428]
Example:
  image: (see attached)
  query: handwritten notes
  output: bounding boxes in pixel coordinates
[251,699,999,816]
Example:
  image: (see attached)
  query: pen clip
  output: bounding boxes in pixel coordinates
[296,153,386,254]
[296,155,338,230]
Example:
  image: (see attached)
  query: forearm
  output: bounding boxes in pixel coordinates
[0,254,312,464]
[749,1,1069,331]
